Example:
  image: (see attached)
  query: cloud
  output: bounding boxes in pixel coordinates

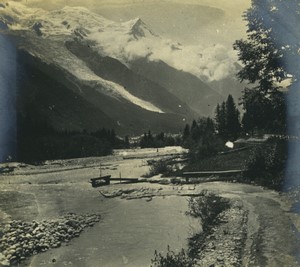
[9,0,240,81]
[149,42,238,81]
[90,29,238,81]
[21,0,250,47]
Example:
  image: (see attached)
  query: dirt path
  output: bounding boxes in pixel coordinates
[95,183,300,267]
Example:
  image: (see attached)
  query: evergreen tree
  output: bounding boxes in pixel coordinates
[219,102,227,138]
[191,120,199,141]
[191,120,197,131]
[188,117,222,160]
[215,103,227,138]
[140,133,148,148]
[124,135,130,148]
[183,124,190,140]
[215,104,221,131]
[147,130,154,147]
[225,95,241,140]
[215,95,241,140]
[109,129,116,146]
[241,88,269,134]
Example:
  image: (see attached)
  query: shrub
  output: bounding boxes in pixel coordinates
[144,160,173,177]
[186,190,230,258]
[244,137,287,190]
[151,191,231,264]
[187,190,230,232]
[151,247,195,267]
[189,135,224,161]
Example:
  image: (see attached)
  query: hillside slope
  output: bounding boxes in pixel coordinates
[130,58,223,116]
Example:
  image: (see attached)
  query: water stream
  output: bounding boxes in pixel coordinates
[31,196,200,267]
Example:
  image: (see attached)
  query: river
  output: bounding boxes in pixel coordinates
[30,196,200,267]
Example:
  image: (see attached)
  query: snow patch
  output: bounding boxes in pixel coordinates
[1,1,238,81]
[29,42,164,113]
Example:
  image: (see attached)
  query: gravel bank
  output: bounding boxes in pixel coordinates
[195,200,248,267]
[0,213,101,266]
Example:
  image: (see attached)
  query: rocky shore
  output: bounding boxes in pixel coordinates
[195,200,248,267]
[0,213,101,266]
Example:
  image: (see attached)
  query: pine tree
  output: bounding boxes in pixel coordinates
[215,103,225,137]
[191,120,197,131]
[215,101,227,139]
[124,136,130,148]
[225,95,241,140]
[220,102,227,138]
[215,104,221,130]
[183,124,190,140]
[215,96,241,140]
[190,120,199,141]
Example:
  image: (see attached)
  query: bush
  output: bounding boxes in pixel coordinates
[244,137,287,190]
[151,191,231,264]
[188,135,224,161]
[151,247,195,267]
[186,190,230,258]
[144,160,173,177]
[187,190,230,232]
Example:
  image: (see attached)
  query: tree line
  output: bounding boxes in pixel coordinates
[18,118,129,163]
[179,94,241,160]
[139,131,181,148]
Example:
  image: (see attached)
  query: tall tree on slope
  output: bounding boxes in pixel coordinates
[215,95,241,141]
[234,0,300,186]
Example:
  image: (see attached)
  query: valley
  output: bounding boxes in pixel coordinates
[0,147,299,267]
[0,1,299,267]
[0,1,243,137]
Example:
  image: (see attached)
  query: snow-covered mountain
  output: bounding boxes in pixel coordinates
[0,1,241,134]
[0,1,239,81]
[0,3,155,42]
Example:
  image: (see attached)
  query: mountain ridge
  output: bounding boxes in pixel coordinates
[65,39,197,117]
[130,58,223,116]
[0,1,243,135]
[16,48,191,135]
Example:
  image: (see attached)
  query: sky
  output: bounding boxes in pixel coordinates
[19,0,251,47]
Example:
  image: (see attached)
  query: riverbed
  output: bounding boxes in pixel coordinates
[0,147,299,267]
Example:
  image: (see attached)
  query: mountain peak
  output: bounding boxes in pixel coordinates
[126,17,156,39]
[61,6,90,13]
[131,18,144,26]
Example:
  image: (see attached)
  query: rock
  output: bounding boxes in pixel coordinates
[15,247,22,254]
[9,256,17,261]
[217,256,224,262]
[9,244,17,250]
[0,213,102,265]
[65,220,79,228]
[208,242,216,249]
[0,259,10,267]
[52,242,61,248]
[7,249,16,257]
[36,233,44,239]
